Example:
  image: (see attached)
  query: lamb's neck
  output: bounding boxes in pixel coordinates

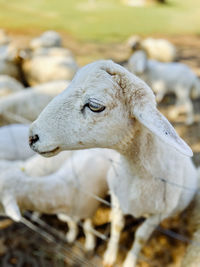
[118,125,162,177]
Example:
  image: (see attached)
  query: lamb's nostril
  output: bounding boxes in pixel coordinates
[29,134,39,146]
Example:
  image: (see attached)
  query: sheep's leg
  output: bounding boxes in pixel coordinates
[170,87,194,124]
[122,214,162,267]
[153,81,166,103]
[2,195,21,222]
[171,99,194,125]
[83,218,96,252]
[57,214,78,243]
[183,100,194,125]
[103,192,125,267]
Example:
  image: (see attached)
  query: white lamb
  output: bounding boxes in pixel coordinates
[22,46,78,86]
[0,148,113,251]
[0,29,10,46]
[127,36,177,62]
[0,124,34,160]
[127,50,200,124]
[29,60,199,267]
[0,80,69,123]
[0,42,20,79]
[32,47,74,58]
[30,31,62,50]
[0,59,20,80]
[0,75,24,97]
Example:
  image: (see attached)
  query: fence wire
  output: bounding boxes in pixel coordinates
[0,110,200,266]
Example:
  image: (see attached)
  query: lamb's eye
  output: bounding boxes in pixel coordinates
[85,101,105,113]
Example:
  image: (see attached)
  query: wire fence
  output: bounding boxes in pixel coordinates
[0,111,200,266]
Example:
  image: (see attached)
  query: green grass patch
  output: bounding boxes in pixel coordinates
[0,0,200,42]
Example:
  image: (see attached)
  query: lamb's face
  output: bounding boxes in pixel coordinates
[29,61,135,156]
[30,60,192,158]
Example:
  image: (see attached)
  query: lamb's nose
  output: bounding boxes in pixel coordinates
[29,134,39,146]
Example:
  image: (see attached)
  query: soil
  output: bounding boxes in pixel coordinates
[0,31,200,267]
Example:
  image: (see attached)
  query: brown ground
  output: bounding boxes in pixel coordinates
[0,32,200,267]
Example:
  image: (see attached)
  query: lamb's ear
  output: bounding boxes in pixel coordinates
[128,51,147,74]
[102,61,193,157]
[133,104,193,157]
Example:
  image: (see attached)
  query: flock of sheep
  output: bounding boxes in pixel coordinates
[0,29,200,267]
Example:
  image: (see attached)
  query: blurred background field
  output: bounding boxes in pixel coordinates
[0,0,200,43]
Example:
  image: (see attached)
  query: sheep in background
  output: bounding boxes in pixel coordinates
[0,29,10,46]
[0,36,20,79]
[127,50,200,124]
[127,36,177,62]
[0,75,24,97]
[24,150,72,177]
[0,80,69,123]
[32,46,74,58]
[0,124,34,160]
[20,33,78,86]
[22,51,78,86]
[30,31,62,50]
[29,60,198,267]
[0,50,20,80]
[18,30,78,86]
[0,148,114,251]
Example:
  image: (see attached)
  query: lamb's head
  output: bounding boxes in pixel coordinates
[29,60,192,157]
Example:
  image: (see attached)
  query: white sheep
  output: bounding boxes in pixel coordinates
[0,75,24,97]
[0,148,113,251]
[127,36,177,62]
[0,124,80,243]
[23,151,72,177]
[127,50,200,124]
[0,43,20,79]
[32,47,74,58]
[22,46,78,86]
[0,80,69,123]
[0,29,10,46]
[0,124,34,160]
[0,58,20,80]
[30,60,199,267]
[30,31,62,50]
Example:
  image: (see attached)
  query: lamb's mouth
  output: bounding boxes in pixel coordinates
[40,147,60,157]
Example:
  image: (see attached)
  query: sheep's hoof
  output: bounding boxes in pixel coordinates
[102,262,114,267]
[102,252,116,267]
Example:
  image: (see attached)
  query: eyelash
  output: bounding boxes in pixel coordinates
[84,102,105,113]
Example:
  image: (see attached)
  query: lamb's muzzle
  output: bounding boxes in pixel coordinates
[29,134,39,146]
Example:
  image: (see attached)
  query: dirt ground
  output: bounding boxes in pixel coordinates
[0,32,200,267]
